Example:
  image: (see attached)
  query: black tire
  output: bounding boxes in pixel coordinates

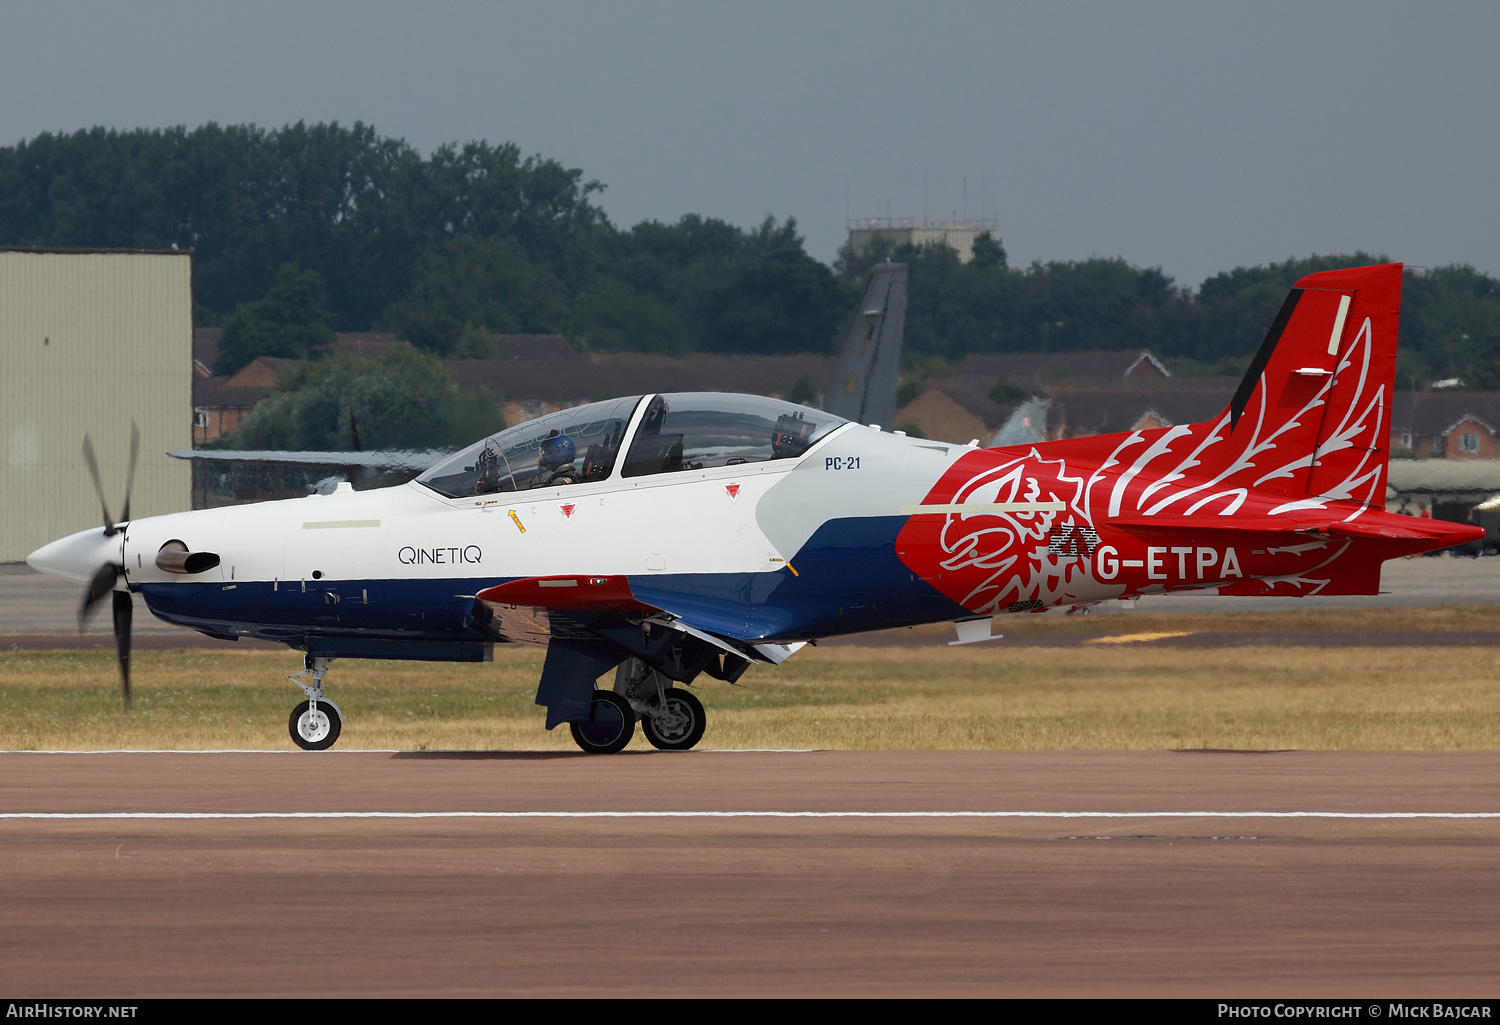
[289,699,342,751]
[641,687,706,751]
[569,690,635,754]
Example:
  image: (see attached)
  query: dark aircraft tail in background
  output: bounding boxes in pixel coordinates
[823,262,907,430]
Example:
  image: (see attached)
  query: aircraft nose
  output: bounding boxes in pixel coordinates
[27,527,122,584]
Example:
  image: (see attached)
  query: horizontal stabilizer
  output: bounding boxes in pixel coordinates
[1111,514,1483,547]
[1327,519,1484,544]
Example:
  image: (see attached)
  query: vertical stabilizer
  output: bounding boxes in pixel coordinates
[1196,264,1401,510]
[1035,263,1403,527]
[824,262,907,429]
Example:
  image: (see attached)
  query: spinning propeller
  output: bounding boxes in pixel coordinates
[77,422,139,709]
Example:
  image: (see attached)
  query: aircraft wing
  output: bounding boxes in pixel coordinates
[475,575,661,617]
[474,574,793,728]
[472,574,797,661]
[168,449,450,473]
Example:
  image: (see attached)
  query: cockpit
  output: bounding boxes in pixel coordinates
[416,393,846,499]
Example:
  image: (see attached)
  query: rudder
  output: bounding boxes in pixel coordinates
[1302,264,1401,514]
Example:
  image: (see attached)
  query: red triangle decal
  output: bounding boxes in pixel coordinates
[724,484,741,501]
[560,503,576,520]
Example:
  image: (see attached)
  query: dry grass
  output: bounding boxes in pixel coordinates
[714,645,1500,751]
[0,648,561,753]
[3,609,1499,751]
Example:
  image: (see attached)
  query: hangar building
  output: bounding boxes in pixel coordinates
[2,247,192,563]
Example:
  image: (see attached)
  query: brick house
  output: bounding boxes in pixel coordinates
[1388,392,1500,460]
[893,349,1231,445]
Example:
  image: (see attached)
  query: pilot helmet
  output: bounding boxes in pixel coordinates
[639,396,669,435]
[539,430,577,471]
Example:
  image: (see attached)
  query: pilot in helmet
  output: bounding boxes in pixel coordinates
[639,396,669,436]
[473,440,502,494]
[537,430,580,486]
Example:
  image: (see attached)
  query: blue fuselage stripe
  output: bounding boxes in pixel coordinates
[138,516,968,654]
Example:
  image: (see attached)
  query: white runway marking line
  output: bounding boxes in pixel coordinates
[2,811,1498,821]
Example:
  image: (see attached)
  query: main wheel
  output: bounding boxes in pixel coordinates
[569,690,635,754]
[641,687,706,751]
[289,699,342,751]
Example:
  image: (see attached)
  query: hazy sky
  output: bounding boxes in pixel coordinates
[3,2,1496,288]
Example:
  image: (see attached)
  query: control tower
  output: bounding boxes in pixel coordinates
[846,216,999,264]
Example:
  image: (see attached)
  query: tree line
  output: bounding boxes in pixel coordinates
[0,122,851,374]
[2,121,1495,395]
[841,237,1500,389]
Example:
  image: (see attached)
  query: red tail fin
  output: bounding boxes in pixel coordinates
[1216,262,1400,511]
[1301,265,1401,507]
[1035,262,1406,524]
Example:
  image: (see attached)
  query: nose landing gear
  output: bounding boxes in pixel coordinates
[288,655,343,751]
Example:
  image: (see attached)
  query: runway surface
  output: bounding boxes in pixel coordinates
[2,750,1497,997]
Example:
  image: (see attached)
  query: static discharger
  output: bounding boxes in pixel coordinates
[508,510,525,533]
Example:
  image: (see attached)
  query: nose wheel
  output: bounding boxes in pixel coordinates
[287,655,343,751]
[290,699,342,750]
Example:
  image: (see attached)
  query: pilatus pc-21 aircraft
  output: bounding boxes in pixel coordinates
[28,262,1481,753]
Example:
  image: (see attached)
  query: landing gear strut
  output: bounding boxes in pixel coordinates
[288,655,343,751]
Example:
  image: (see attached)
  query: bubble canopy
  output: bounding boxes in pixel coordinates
[416,393,845,498]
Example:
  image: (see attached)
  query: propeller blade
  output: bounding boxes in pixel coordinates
[119,421,140,526]
[79,562,120,630]
[112,590,133,710]
[80,435,115,534]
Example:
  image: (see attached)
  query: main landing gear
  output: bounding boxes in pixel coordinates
[569,691,634,754]
[288,655,343,751]
[568,659,707,755]
[641,686,705,751]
